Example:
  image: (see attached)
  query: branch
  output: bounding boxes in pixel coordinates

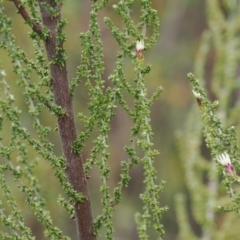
[12,0,95,239]
[12,0,43,35]
[38,1,95,239]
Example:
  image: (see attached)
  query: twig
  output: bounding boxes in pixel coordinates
[12,0,43,35]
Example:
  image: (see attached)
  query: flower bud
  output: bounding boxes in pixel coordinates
[216,152,236,176]
[136,40,144,60]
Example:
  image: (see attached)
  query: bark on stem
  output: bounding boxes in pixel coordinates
[12,0,43,35]
[37,1,95,239]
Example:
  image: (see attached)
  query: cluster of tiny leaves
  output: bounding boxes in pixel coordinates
[176,1,240,239]
[71,0,166,239]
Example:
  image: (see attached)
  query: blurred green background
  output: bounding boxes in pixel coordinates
[1,0,208,239]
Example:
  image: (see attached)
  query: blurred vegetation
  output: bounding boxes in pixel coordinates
[3,0,240,240]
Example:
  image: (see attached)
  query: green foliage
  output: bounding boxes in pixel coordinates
[72,0,165,239]
[0,0,165,239]
[176,1,240,239]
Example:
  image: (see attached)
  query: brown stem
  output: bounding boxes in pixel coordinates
[13,1,95,239]
[12,0,43,35]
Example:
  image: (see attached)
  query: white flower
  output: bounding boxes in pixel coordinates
[136,40,144,51]
[216,152,231,165]
[136,40,144,60]
[216,152,235,175]
[192,90,202,99]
